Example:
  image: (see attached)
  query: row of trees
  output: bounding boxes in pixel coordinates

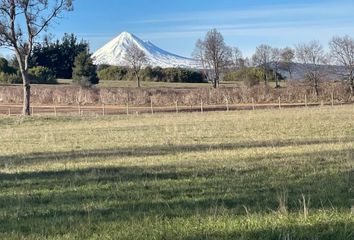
[0,50,99,86]
[193,29,354,96]
[97,65,204,83]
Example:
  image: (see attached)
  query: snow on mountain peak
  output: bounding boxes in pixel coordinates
[92,32,199,69]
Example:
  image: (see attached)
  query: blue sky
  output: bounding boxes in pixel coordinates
[1,0,354,58]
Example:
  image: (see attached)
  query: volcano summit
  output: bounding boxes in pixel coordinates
[92,32,199,69]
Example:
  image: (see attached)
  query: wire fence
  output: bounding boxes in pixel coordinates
[0,96,349,116]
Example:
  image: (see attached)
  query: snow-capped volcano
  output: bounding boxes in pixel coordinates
[92,32,199,69]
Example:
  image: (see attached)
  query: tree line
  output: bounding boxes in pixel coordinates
[0,33,98,85]
[193,29,354,96]
[97,65,204,84]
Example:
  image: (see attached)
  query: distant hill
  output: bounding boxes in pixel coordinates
[277,63,347,81]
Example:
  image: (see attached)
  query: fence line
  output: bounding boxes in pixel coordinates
[0,99,348,117]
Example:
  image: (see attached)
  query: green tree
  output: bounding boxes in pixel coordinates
[72,51,99,87]
[30,33,88,79]
[0,57,19,84]
[28,66,56,84]
[0,57,16,74]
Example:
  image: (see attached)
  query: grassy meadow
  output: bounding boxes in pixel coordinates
[0,106,353,239]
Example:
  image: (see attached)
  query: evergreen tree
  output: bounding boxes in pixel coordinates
[30,34,88,79]
[0,57,16,74]
[72,50,99,87]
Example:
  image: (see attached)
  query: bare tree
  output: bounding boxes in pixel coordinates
[280,47,295,81]
[329,35,354,96]
[230,47,244,70]
[252,44,272,88]
[194,29,231,88]
[125,43,147,88]
[0,0,73,115]
[295,41,327,97]
[192,38,209,81]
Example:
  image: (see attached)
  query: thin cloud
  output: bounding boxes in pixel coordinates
[140,24,354,41]
[128,2,354,25]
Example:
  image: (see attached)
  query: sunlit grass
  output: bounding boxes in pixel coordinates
[0,106,353,239]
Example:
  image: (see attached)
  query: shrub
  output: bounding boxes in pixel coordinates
[0,72,20,84]
[97,65,205,83]
[97,66,129,81]
[140,67,164,82]
[223,67,284,87]
[72,51,99,87]
[143,67,204,83]
[0,57,17,75]
[223,67,265,87]
[97,64,111,71]
[28,66,57,84]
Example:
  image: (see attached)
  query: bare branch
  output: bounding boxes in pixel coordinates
[125,42,147,88]
[295,41,327,96]
[194,29,231,88]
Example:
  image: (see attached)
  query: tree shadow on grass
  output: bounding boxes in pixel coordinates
[0,137,353,167]
[0,146,353,237]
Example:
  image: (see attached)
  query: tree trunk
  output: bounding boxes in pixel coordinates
[275,71,280,88]
[314,79,319,97]
[349,75,354,96]
[137,76,140,88]
[264,71,268,86]
[135,71,141,88]
[264,73,269,95]
[20,69,31,115]
[15,51,31,116]
[213,78,217,88]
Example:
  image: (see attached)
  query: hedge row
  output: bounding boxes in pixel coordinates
[97,66,206,83]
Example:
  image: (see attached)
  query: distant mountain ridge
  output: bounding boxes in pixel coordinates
[92,32,199,69]
[277,63,347,81]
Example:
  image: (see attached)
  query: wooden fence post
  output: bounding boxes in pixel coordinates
[305,95,308,108]
[102,104,106,116]
[175,101,179,113]
[331,92,334,107]
[252,98,255,111]
[31,106,34,116]
[200,99,204,113]
[54,106,57,117]
[150,99,154,115]
[126,102,129,115]
[278,97,281,109]
[226,97,229,112]
[8,107,11,116]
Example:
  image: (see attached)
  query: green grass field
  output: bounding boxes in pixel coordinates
[0,106,353,239]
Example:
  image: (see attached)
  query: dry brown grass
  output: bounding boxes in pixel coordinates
[0,82,352,106]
